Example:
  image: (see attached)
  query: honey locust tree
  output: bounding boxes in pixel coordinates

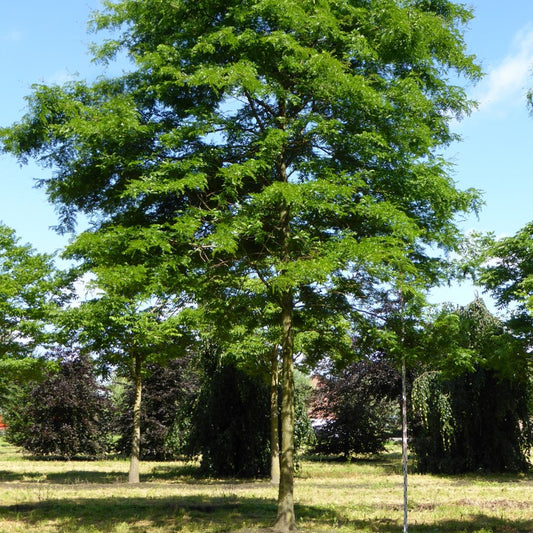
[1,0,481,529]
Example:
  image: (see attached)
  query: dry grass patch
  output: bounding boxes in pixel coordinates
[0,440,530,532]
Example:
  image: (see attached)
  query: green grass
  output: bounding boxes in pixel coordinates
[0,439,530,532]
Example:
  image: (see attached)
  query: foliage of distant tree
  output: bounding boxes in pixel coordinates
[411,299,532,473]
[311,358,401,458]
[4,348,113,459]
[0,224,65,399]
[114,356,198,460]
[292,369,316,458]
[479,221,533,341]
[186,347,271,478]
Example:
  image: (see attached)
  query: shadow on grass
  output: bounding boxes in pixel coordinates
[1,494,532,533]
[0,464,272,486]
[0,469,128,484]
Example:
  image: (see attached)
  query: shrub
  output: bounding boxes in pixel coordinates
[310,358,401,457]
[186,352,271,478]
[5,349,113,458]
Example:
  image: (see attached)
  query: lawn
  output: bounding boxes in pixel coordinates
[0,439,530,532]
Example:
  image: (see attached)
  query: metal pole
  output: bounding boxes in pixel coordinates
[402,354,408,533]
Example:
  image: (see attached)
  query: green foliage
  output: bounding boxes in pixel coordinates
[411,300,532,473]
[0,0,482,352]
[480,222,533,312]
[292,369,316,456]
[0,223,66,409]
[4,348,114,459]
[0,223,62,357]
[411,371,455,458]
[311,358,401,457]
[186,348,271,478]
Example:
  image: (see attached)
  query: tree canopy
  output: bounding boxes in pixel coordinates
[0,224,63,391]
[0,0,482,529]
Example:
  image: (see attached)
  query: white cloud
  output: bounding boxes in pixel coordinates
[475,25,533,113]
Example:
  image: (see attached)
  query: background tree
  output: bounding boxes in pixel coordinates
[186,346,271,478]
[0,1,482,529]
[114,355,198,460]
[479,221,533,346]
[311,358,400,458]
[4,347,113,459]
[411,299,532,473]
[0,224,64,399]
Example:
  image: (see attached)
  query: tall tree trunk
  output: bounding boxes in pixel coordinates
[273,291,296,532]
[270,344,281,485]
[273,136,296,531]
[129,352,142,484]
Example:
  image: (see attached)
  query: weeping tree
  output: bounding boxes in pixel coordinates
[1,0,481,528]
[411,299,532,473]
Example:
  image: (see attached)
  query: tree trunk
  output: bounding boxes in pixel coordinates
[270,344,281,485]
[273,292,296,532]
[129,353,142,484]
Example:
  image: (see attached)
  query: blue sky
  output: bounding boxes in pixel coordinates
[1,1,533,307]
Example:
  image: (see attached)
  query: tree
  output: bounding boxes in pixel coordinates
[1,1,482,529]
[186,346,272,477]
[411,299,532,473]
[480,222,533,338]
[0,224,63,399]
[311,358,400,458]
[4,348,113,458]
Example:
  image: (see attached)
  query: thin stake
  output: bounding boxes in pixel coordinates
[401,354,408,533]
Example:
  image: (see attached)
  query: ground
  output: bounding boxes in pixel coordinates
[0,439,531,532]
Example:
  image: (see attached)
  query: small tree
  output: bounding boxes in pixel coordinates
[5,348,113,458]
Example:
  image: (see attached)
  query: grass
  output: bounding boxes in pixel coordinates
[0,439,531,532]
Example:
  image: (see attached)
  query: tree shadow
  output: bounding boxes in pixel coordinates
[0,464,272,485]
[0,469,128,484]
[1,494,531,532]
[146,464,272,485]
[302,452,404,476]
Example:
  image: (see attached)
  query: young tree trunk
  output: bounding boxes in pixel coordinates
[273,291,296,532]
[270,344,281,485]
[129,353,142,484]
